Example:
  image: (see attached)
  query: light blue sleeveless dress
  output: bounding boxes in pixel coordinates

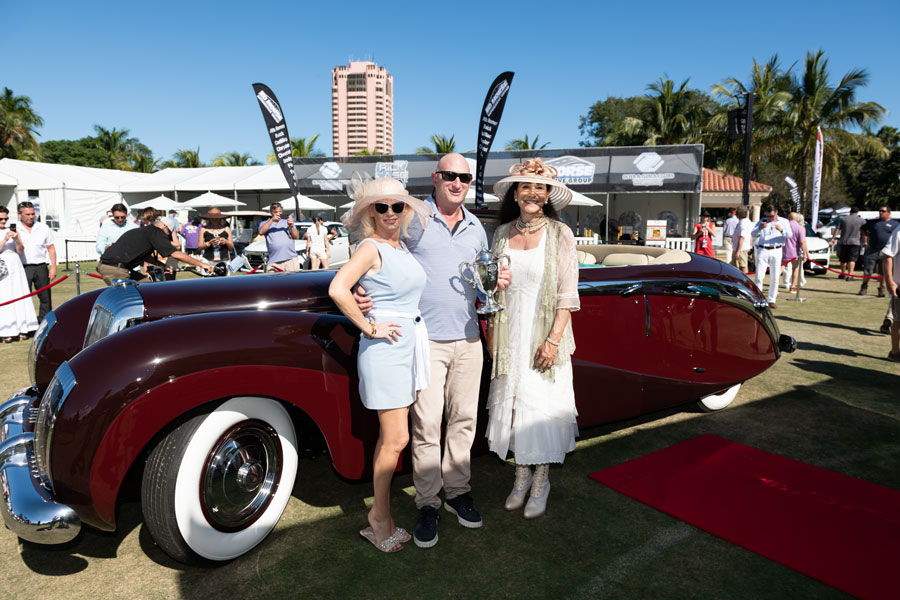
[357,239,427,409]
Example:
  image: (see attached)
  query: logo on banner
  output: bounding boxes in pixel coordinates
[544,155,595,185]
[375,161,409,184]
[256,90,283,124]
[312,161,350,191]
[622,152,675,187]
[485,80,510,118]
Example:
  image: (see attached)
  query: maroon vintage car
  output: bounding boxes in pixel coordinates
[0,244,793,563]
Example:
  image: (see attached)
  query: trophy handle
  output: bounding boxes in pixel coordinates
[498,254,511,270]
[459,261,476,285]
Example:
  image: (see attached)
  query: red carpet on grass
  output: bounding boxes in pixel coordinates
[589,434,900,599]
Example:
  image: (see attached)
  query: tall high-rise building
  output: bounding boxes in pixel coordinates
[331,61,394,157]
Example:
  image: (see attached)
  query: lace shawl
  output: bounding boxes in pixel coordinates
[490,219,579,381]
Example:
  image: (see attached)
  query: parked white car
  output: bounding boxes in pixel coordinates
[242,221,350,270]
[804,226,830,273]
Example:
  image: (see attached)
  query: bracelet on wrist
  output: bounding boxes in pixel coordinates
[363,320,376,340]
[545,337,560,347]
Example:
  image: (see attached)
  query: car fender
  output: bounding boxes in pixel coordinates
[50,310,372,531]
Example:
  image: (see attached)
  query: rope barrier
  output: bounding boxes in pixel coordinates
[805,258,884,280]
[86,272,104,280]
[0,274,70,307]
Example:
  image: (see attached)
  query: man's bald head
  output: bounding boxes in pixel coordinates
[432,153,472,213]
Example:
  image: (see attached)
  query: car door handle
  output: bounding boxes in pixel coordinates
[621,283,643,297]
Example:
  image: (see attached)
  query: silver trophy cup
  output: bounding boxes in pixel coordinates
[459,248,511,314]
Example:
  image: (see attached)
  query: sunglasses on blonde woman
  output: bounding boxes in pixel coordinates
[374,202,406,214]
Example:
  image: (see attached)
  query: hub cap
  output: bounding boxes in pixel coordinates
[201,420,282,532]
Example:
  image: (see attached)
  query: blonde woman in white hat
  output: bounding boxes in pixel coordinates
[329,176,432,552]
[485,158,580,519]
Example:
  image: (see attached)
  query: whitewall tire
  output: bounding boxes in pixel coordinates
[142,396,298,564]
[697,383,741,412]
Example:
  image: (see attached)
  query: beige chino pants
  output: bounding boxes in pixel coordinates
[411,337,483,509]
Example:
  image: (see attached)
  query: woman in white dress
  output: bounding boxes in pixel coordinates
[0,207,38,343]
[305,216,330,269]
[486,159,579,519]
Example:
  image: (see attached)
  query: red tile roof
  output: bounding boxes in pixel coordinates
[702,168,773,193]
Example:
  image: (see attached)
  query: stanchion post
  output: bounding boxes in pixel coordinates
[75,262,81,295]
[65,240,71,271]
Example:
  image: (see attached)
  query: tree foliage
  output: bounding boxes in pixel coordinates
[267,135,324,163]
[416,134,456,155]
[165,148,205,168]
[840,126,900,210]
[505,134,550,151]
[41,137,110,168]
[0,87,43,160]
[213,151,260,167]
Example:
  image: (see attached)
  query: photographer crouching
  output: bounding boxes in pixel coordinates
[97,215,213,285]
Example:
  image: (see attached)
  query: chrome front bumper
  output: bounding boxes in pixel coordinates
[0,389,81,544]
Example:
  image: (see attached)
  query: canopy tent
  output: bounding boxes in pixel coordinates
[271,195,333,211]
[181,191,246,208]
[0,158,149,261]
[129,195,185,210]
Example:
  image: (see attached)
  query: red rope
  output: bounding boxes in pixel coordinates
[86,272,104,279]
[804,259,884,280]
[0,274,70,307]
[745,259,794,277]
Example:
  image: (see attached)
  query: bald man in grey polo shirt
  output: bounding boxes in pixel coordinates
[355,153,509,548]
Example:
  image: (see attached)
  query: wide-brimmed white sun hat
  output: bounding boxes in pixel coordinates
[343,173,431,235]
[493,158,573,211]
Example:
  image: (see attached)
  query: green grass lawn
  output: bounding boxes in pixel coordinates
[0,266,896,599]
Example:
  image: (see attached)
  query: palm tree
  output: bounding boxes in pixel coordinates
[213,151,260,166]
[93,125,134,169]
[353,148,379,156]
[784,50,886,205]
[505,134,550,151]
[416,134,456,155]
[613,78,709,146]
[266,134,323,163]
[130,153,162,173]
[170,148,205,168]
[0,87,44,160]
[707,55,794,175]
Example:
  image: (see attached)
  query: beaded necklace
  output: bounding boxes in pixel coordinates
[515,215,548,235]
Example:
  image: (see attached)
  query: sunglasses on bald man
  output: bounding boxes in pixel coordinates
[374,201,406,214]
[436,171,473,184]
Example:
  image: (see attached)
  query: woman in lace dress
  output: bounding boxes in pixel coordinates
[486,159,579,519]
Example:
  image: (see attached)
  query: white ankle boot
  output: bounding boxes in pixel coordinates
[524,464,550,519]
[505,464,533,511]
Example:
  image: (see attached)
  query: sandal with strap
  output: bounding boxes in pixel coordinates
[359,526,405,553]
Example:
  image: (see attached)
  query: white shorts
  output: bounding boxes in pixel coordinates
[309,247,327,259]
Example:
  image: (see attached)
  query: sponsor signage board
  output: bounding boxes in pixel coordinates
[288,145,702,197]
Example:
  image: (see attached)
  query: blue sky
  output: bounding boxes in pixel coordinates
[6,0,898,164]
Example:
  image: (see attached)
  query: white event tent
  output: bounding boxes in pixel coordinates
[0,158,150,261]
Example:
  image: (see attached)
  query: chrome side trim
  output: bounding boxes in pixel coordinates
[83,283,145,348]
[0,402,81,544]
[28,312,56,387]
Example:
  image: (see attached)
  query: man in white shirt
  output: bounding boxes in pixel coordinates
[751,204,793,309]
[881,227,900,362]
[723,209,739,256]
[15,201,57,323]
[730,206,753,274]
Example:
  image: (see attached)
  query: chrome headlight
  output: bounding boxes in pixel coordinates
[33,362,76,492]
[28,311,56,387]
[84,280,145,349]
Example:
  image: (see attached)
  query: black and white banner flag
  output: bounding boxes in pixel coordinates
[784,176,801,211]
[475,72,514,207]
[252,83,300,215]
